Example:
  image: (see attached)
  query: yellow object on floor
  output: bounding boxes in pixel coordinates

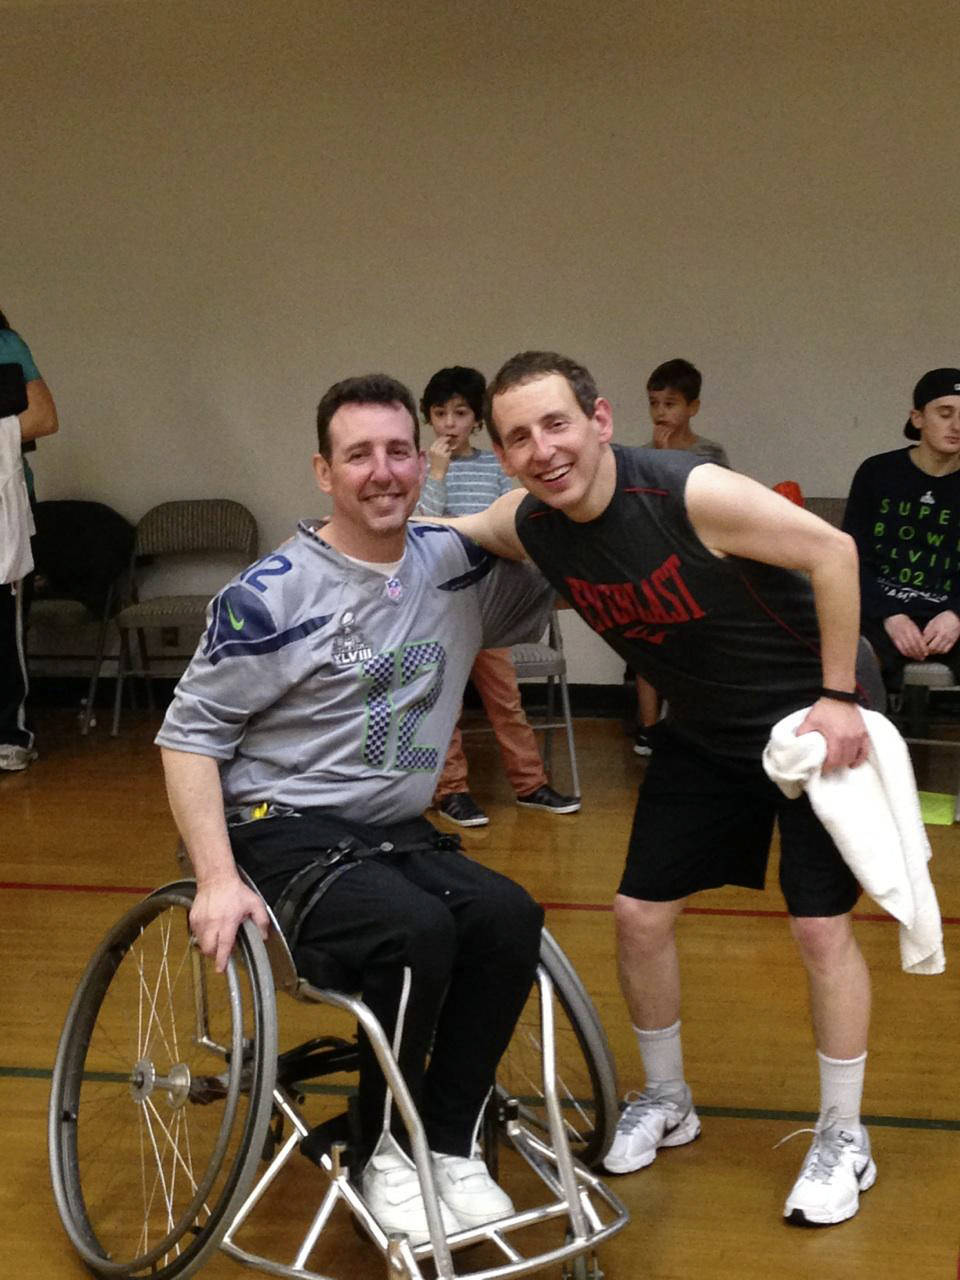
[918,791,956,825]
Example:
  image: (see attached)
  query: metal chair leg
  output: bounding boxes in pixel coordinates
[558,674,581,797]
[82,591,115,736]
[111,631,129,736]
[903,684,929,738]
[543,675,556,775]
[136,627,155,711]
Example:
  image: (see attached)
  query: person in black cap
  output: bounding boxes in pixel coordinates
[843,367,960,690]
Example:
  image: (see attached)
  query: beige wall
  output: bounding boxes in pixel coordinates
[4,0,958,681]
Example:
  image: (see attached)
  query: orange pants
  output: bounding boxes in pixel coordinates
[433,648,546,801]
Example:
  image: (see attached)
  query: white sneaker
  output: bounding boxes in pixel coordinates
[0,744,37,772]
[361,1135,459,1245]
[432,1149,514,1228]
[602,1088,701,1174]
[783,1121,876,1226]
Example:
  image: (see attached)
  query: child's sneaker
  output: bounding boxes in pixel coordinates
[515,784,580,814]
[602,1088,700,1173]
[434,792,489,827]
[783,1120,876,1226]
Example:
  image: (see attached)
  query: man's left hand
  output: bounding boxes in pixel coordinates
[795,699,868,773]
[922,610,960,655]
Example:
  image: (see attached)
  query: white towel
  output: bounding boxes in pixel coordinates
[763,707,945,975]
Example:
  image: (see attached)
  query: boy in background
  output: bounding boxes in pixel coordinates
[645,358,729,466]
[634,359,730,753]
[418,365,579,827]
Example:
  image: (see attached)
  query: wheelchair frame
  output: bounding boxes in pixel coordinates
[49,880,628,1280]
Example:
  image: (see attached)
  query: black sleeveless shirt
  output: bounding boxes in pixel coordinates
[516,445,827,760]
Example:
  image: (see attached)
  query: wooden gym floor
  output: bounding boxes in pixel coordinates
[2,709,957,1279]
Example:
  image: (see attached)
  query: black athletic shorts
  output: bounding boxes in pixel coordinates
[618,725,861,918]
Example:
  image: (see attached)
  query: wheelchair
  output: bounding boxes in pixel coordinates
[49,873,629,1280]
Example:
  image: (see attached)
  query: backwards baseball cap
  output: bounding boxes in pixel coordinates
[904,367,960,440]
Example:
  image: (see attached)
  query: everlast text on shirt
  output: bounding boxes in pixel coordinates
[565,553,705,645]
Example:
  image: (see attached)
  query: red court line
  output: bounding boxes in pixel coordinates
[0,880,153,896]
[3,883,958,927]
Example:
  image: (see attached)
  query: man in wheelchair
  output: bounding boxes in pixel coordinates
[156,374,553,1246]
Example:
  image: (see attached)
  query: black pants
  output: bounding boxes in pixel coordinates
[0,581,32,749]
[862,616,960,692]
[228,811,544,1158]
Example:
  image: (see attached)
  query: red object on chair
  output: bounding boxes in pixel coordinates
[773,481,805,507]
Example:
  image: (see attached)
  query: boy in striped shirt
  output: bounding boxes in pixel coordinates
[418,366,579,826]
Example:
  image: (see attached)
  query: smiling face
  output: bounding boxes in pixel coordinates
[428,394,479,457]
[490,373,616,521]
[313,401,425,559]
[911,395,960,461]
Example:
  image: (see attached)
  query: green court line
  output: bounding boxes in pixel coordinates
[696,1105,960,1132]
[8,1065,959,1132]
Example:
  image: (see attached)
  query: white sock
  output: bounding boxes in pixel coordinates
[633,1020,686,1096]
[817,1049,866,1135]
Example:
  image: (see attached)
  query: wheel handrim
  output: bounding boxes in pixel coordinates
[50,894,254,1276]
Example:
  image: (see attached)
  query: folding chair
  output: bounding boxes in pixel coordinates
[109,499,257,734]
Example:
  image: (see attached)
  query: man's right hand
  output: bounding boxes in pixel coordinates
[652,423,677,450]
[190,875,271,973]
[883,613,928,661]
[427,436,455,480]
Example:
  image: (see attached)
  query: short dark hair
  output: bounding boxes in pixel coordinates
[419,366,486,423]
[646,358,701,404]
[315,374,419,459]
[485,351,599,444]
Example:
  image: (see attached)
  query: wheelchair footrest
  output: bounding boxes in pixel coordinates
[299,1109,361,1170]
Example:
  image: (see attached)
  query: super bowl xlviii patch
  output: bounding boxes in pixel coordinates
[332,610,373,666]
[385,577,403,603]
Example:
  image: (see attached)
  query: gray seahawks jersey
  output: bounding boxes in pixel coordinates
[156,519,553,823]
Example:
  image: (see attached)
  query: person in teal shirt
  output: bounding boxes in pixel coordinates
[0,307,58,771]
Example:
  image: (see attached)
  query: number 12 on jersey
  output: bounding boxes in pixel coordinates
[360,641,447,773]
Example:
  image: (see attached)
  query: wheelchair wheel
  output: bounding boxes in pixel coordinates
[496,927,618,1168]
[49,882,278,1280]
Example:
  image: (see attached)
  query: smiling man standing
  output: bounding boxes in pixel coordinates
[843,367,960,694]
[442,350,881,1228]
[156,373,553,1245]
[417,364,579,825]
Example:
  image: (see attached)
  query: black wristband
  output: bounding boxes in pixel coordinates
[819,687,858,703]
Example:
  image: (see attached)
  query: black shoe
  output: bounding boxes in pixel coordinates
[516,785,581,814]
[435,792,489,827]
[633,729,653,757]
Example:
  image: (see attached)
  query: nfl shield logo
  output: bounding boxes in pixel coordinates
[386,578,403,603]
